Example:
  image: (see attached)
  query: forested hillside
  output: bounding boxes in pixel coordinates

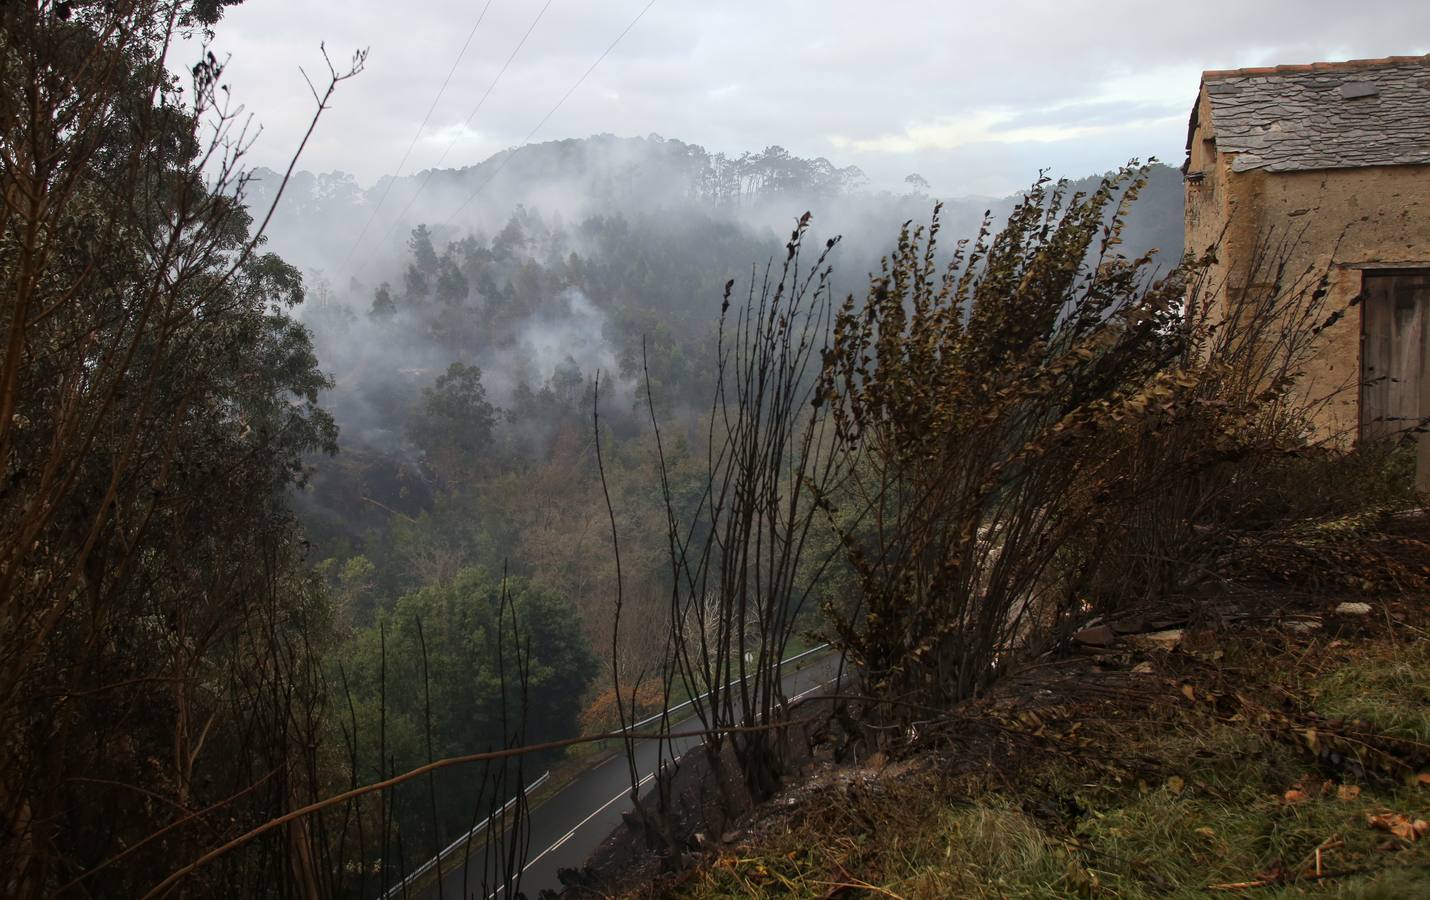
[257,143,1187,788]
[254,143,1184,597]
[247,136,1185,286]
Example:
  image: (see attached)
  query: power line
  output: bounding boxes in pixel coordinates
[378,0,557,247]
[444,0,660,225]
[339,0,499,274]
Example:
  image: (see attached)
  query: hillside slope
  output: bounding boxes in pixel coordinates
[595,581,1430,898]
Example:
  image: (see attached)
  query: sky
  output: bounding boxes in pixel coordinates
[189,0,1430,197]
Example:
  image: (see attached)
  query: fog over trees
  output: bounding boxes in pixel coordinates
[255,138,1184,738]
[7,2,1244,893]
[255,136,1184,568]
[203,138,1184,880]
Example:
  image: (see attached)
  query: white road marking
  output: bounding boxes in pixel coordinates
[486,756,683,899]
[790,676,838,704]
[480,662,839,899]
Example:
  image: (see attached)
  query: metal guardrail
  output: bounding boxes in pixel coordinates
[628,642,831,732]
[381,770,551,900]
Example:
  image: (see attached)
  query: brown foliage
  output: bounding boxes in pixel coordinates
[816,165,1361,720]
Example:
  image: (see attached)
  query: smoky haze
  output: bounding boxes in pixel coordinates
[249,134,1184,547]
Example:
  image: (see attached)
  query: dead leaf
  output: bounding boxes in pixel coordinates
[1337,784,1361,802]
[1181,683,1197,702]
[1284,789,1309,804]
[1366,811,1429,842]
[1167,776,1185,795]
[1415,773,1430,787]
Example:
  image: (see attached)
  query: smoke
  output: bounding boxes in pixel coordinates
[479,288,624,403]
[253,134,1185,525]
[298,301,444,457]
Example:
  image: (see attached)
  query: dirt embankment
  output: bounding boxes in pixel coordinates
[574,584,1430,898]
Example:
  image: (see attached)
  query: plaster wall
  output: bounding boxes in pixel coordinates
[1185,86,1430,443]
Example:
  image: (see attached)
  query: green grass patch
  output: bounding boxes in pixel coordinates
[1309,637,1430,745]
[1053,722,1429,897]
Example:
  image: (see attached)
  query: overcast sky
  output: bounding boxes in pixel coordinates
[192,0,1430,197]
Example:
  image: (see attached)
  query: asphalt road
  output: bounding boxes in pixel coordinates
[414,654,841,900]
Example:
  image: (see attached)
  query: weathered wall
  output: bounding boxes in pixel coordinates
[1185,88,1430,444]
[1184,89,1235,337]
[1184,91,1225,262]
[1228,164,1430,441]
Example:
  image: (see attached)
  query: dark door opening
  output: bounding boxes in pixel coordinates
[1361,271,1430,488]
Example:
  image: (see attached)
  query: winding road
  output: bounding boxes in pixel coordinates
[411,651,841,900]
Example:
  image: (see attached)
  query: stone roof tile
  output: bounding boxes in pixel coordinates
[1190,55,1430,173]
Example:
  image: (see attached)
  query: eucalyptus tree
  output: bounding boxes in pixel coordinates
[1,1,363,894]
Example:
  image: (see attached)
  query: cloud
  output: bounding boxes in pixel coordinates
[1002,99,1187,132]
[833,97,1185,153]
[186,0,1430,195]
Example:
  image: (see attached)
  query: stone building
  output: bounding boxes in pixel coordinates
[1183,54,1430,465]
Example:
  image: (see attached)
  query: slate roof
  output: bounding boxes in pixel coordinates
[1188,55,1430,173]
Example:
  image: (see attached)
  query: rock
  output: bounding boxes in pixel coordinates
[1074,624,1116,647]
[1335,601,1372,616]
[1128,629,1183,651]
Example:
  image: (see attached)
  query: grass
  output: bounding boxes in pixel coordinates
[664,627,1430,899]
[1051,720,1427,898]
[1309,636,1430,745]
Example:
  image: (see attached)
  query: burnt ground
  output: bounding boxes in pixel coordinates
[564,576,1430,898]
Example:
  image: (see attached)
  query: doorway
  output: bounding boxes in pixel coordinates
[1361,271,1430,488]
